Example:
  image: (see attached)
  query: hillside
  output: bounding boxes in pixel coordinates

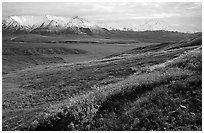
[2,34,202,131]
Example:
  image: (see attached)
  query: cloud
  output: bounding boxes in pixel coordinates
[151,13,181,18]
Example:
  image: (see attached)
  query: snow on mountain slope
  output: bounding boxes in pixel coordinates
[67,16,97,28]
[97,23,115,30]
[136,19,175,31]
[108,19,176,32]
[44,20,66,31]
[3,15,110,34]
[2,17,26,32]
[2,15,177,34]
[45,15,71,23]
[9,16,48,30]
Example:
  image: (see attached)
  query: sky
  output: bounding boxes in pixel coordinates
[2,2,202,32]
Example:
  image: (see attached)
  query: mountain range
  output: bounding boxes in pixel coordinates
[3,15,177,35]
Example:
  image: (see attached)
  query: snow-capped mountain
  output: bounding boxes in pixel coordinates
[2,15,176,34]
[98,19,176,32]
[2,15,110,34]
[68,16,97,28]
[135,19,175,31]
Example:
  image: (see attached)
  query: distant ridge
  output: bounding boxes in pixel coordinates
[2,15,180,34]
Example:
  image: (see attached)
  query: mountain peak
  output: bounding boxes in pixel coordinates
[72,16,87,21]
[2,15,109,34]
[136,19,175,31]
[68,16,94,28]
[73,16,80,19]
[45,15,71,22]
[2,15,178,34]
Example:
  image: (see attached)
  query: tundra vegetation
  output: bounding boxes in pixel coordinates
[2,33,202,131]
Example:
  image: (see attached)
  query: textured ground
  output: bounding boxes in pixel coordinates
[2,34,202,131]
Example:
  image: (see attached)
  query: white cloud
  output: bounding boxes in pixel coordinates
[152,13,181,18]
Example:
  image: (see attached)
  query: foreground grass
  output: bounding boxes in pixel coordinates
[93,74,201,131]
[23,44,201,131]
[24,68,189,130]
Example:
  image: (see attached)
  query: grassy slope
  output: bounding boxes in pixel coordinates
[2,45,87,74]
[2,35,202,131]
[2,34,138,44]
[2,38,142,74]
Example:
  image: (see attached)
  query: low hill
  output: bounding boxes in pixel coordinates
[3,47,87,56]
